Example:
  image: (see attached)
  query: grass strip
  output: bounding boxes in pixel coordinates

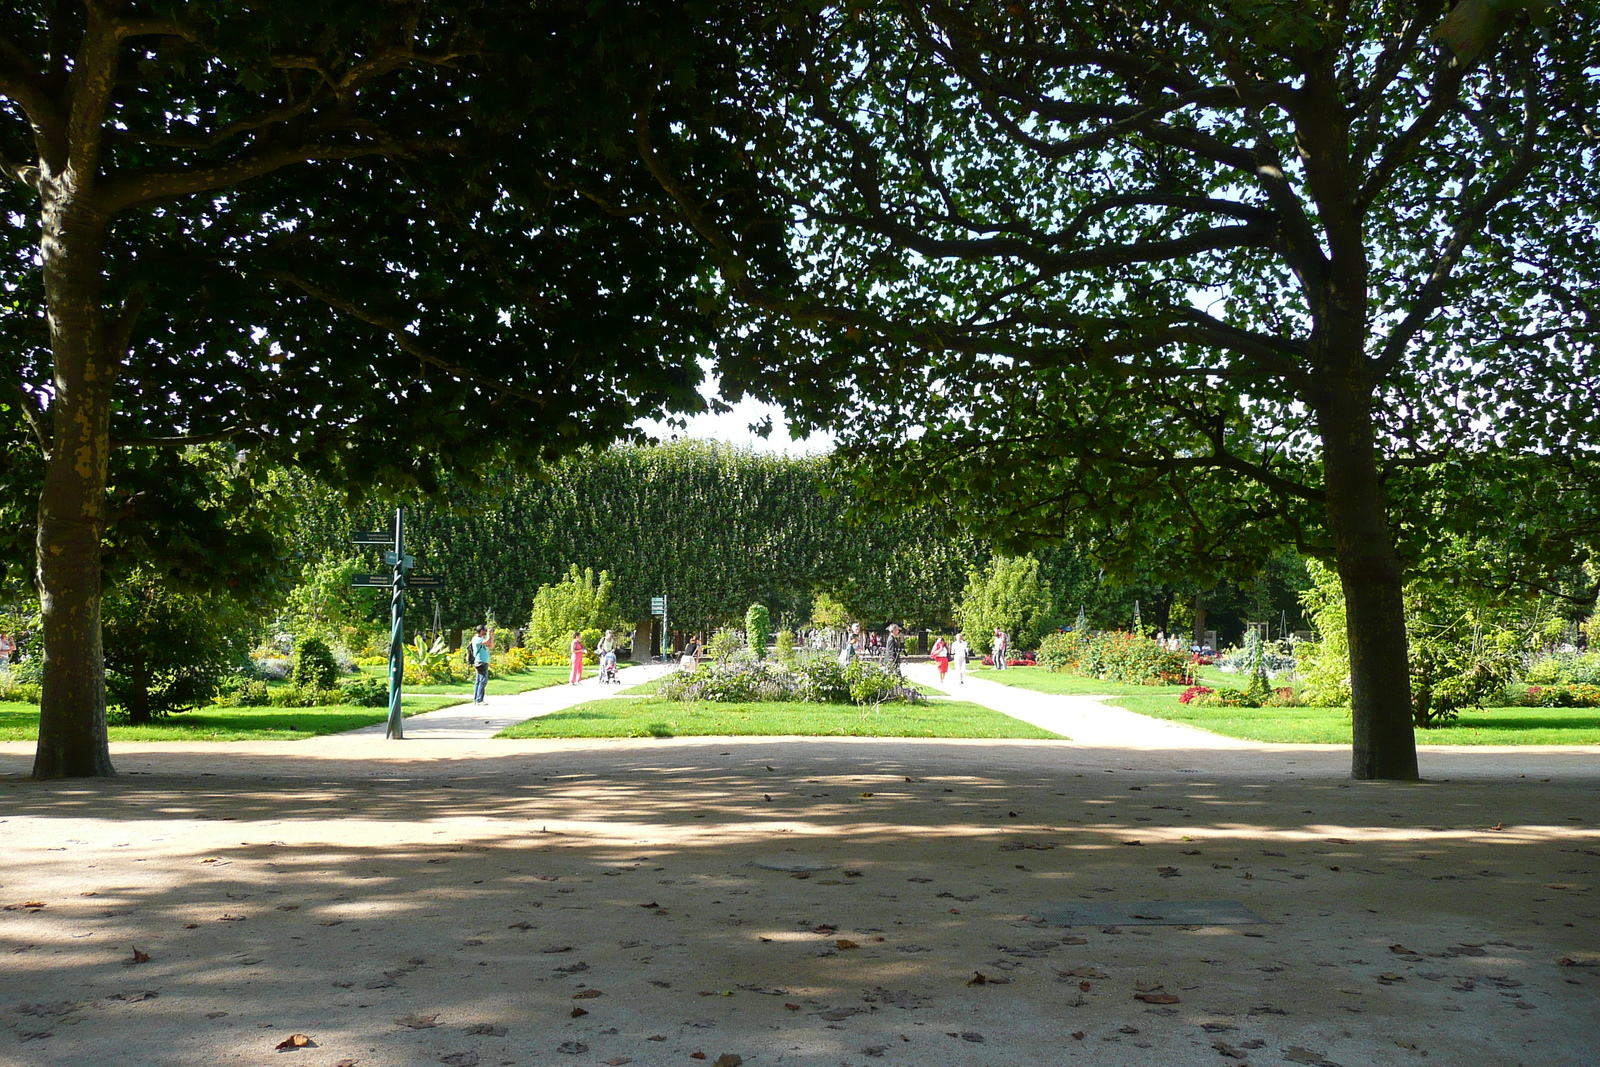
[0,694,461,742]
[980,667,1600,745]
[497,693,1062,740]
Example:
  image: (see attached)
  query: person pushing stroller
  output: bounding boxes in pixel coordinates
[597,630,620,684]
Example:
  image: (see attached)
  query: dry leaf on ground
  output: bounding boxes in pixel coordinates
[274,1033,317,1050]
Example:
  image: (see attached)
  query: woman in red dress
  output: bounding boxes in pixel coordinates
[931,635,951,683]
[569,630,585,685]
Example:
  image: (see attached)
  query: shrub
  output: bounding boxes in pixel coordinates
[773,629,796,664]
[292,637,341,690]
[1178,685,1213,705]
[526,565,621,651]
[1526,683,1600,708]
[213,676,270,707]
[341,676,390,707]
[268,684,345,708]
[955,553,1057,654]
[0,670,42,704]
[745,603,772,659]
[522,647,570,667]
[658,654,922,706]
[706,628,743,662]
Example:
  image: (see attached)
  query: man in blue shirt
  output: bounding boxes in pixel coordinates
[471,625,493,704]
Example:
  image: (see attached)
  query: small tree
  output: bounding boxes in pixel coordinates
[810,591,849,629]
[292,637,342,691]
[745,603,772,660]
[527,566,619,651]
[103,573,251,724]
[955,555,1056,654]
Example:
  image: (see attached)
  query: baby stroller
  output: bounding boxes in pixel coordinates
[598,650,619,685]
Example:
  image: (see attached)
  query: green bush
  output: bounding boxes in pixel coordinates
[773,629,796,664]
[526,565,622,651]
[745,603,772,659]
[706,627,743,662]
[267,684,344,708]
[292,636,342,690]
[213,676,269,707]
[341,676,389,707]
[955,554,1056,654]
[1038,630,1188,685]
[0,671,42,704]
[658,654,923,706]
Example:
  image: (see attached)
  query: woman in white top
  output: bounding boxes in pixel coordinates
[951,632,970,684]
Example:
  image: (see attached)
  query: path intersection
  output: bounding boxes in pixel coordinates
[0,666,1595,1065]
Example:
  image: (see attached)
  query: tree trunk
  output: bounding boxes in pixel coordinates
[31,189,117,778]
[123,644,152,727]
[1317,385,1419,781]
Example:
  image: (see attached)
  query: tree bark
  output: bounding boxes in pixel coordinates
[1317,382,1419,781]
[31,185,117,778]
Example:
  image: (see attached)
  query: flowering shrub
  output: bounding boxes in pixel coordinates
[1190,685,1297,709]
[658,654,923,706]
[1525,684,1600,708]
[1037,630,1191,685]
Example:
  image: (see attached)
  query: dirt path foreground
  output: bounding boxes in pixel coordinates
[0,735,1596,1067]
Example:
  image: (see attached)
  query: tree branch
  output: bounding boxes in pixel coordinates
[268,270,556,408]
[112,427,243,449]
[5,372,48,451]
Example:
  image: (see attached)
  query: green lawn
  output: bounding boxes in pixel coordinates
[497,693,1063,740]
[980,666,1600,745]
[375,664,569,697]
[0,693,463,742]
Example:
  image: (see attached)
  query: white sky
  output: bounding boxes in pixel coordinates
[633,375,837,455]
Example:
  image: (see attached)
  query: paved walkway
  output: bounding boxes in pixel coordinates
[340,661,675,739]
[903,662,1258,748]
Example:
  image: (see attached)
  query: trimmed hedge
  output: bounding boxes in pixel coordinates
[1037,630,1191,685]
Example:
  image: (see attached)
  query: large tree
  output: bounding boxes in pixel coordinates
[0,2,744,776]
[646,0,1600,779]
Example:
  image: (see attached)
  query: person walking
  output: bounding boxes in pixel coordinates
[951,631,969,684]
[883,623,905,677]
[569,630,585,685]
[470,625,493,704]
[992,628,1008,671]
[838,621,863,667]
[931,634,951,684]
[597,629,618,683]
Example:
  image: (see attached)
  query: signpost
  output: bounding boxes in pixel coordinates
[650,594,668,660]
[349,508,446,739]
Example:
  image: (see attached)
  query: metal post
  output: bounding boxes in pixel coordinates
[386,507,406,739]
[662,592,668,663]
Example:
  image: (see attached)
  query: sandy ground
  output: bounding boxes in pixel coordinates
[0,683,1597,1067]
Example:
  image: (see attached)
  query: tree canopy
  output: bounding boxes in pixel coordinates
[641,0,1600,779]
[0,1,754,776]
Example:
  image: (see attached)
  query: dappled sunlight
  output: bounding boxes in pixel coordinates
[1,739,1597,1064]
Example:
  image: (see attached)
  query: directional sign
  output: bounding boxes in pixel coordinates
[650,596,666,615]
[350,530,394,544]
[407,574,446,588]
[350,573,394,588]
[383,550,415,568]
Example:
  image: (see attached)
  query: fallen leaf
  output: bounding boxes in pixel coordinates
[605,1059,633,1066]
[183,923,199,929]
[572,989,603,999]
[127,946,151,965]
[556,1042,587,1055]
[1071,1031,1085,1040]
[1134,992,1180,1004]
[335,1061,358,1067]
[712,1056,743,1067]
[836,939,858,950]
[275,1033,317,1051]
[571,1008,588,1018]
[1079,981,1091,992]
[107,990,159,1002]
[1213,1039,1247,1058]
[690,1054,707,1061]
[1158,866,1181,877]
[1121,840,1143,846]
[1389,944,1422,957]
[1488,822,1505,831]
[861,792,874,798]
[395,1013,439,1029]
[967,972,988,985]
